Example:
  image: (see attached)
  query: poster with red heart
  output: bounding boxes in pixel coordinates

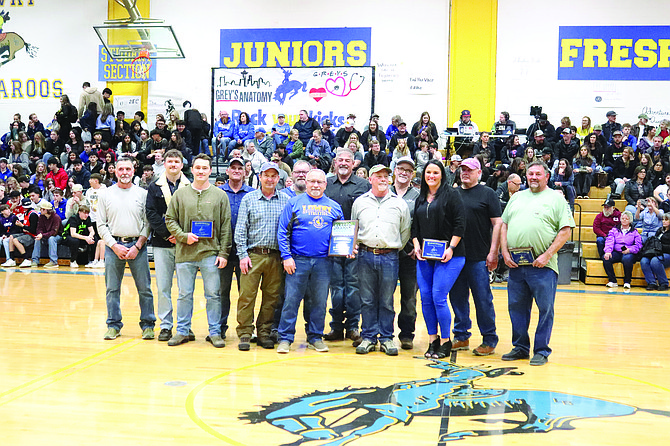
[211,67,374,129]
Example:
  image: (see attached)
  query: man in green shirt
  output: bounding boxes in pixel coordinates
[165,154,232,348]
[500,161,575,366]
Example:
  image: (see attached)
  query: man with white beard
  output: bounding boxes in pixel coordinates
[593,198,621,259]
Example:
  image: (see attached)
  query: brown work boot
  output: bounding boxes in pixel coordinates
[473,344,495,356]
[324,330,344,341]
[452,339,470,351]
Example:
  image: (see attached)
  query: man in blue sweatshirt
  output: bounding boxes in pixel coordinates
[276,169,343,353]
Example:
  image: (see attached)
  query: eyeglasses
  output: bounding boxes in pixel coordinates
[306,179,326,184]
[510,181,522,186]
[396,168,414,174]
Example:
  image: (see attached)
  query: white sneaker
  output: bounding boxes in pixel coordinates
[70,261,78,268]
[1,259,16,267]
[96,260,105,268]
[44,261,59,269]
[18,259,32,268]
[606,282,618,288]
[623,283,631,293]
[85,261,96,268]
[277,340,290,354]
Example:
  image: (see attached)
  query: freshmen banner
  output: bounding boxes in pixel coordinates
[211,66,374,129]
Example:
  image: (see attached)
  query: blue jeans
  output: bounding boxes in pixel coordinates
[449,259,498,348]
[279,256,331,343]
[358,250,399,342]
[105,243,155,331]
[328,256,360,332]
[198,139,210,155]
[640,253,670,286]
[507,266,557,357]
[175,255,222,336]
[417,257,465,339]
[603,251,636,283]
[596,236,606,259]
[397,254,417,340]
[213,137,231,158]
[153,246,176,330]
[32,236,59,263]
[219,256,241,337]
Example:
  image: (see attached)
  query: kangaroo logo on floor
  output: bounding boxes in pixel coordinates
[241,359,669,445]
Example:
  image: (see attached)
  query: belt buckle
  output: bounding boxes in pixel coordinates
[372,248,381,255]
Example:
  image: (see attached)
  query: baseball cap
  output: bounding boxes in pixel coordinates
[460,157,481,170]
[71,184,84,192]
[561,128,571,134]
[21,197,32,207]
[395,156,415,168]
[259,162,280,173]
[606,110,617,117]
[277,113,285,118]
[0,157,7,164]
[450,154,462,163]
[229,157,244,166]
[255,127,266,134]
[594,124,603,131]
[541,147,554,155]
[539,113,548,120]
[613,130,623,136]
[345,119,355,127]
[398,121,407,126]
[534,130,545,137]
[461,110,471,117]
[603,198,615,207]
[39,201,53,210]
[638,113,649,120]
[369,165,392,175]
[322,118,332,126]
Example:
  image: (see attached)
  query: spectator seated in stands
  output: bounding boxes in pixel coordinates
[65,184,90,219]
[611,147,638,199]
[305,129,332,171]
[385,115,401,142]
[362,119,387,153]
[573,146,597,198]
[285,129,304,160]
[621,123,638,150]
[362,139,388,172]
[320,118,337,150]
[51,187,66,221]
[497,172,521,211]
[56,203,96,268]
[30,201,61,268]
[555,128,580,163]
[390,137,411,171]
[634,198,663,242]
[472,131,494,164]
[653,172,670,212]
[648,136,669,166]
[637,125,656,153]
[624,165,653,214]
[576,116,593,143]
[389,121,416,158]
[640,213,670,291]
[252,127,273,160]
[6,196,38,267]
[228,112,254,153]
[551,158,575,209]
[0,204,21,263]
[242,140,267,173]
[602,210,642,291]
[593,198,621,259]
[270,113,290,150]
[526,113,557,143]
[335,118,361,149]
[648,159,666,189]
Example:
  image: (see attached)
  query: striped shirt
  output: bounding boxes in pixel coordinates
[234,188,289,259]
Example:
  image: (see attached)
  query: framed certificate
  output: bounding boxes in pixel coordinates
[509,247,535,266]
[328,220,359,257]
[191,220,214,238]
[422,239,447,260]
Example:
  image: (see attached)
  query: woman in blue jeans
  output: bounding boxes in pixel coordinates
[602,210,642,291]
[640,214,670,291]
[412,160,466,359]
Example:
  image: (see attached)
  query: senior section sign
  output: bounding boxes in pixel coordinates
[212,67,374,129]
[559,26,670,80]
[98,46,157,82]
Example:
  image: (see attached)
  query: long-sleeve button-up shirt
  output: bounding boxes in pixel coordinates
[351,191,411,250]
[234,188,289,259]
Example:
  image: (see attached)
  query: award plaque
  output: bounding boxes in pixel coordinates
[328,220,359,257]
[422,239,448,260]
[510,247,535,266]
[191,221,214,238]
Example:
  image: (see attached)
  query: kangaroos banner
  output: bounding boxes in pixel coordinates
[211,66,374,129]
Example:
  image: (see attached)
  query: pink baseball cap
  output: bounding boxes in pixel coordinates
[460,157,481,170]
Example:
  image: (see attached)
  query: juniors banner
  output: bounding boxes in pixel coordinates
[211,66,375,129]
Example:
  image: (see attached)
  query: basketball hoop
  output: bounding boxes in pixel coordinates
[131,49,152,78]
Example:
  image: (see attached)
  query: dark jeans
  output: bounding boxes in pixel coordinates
[574,172,593,196]
[397,254,418,341]
[358,250,398,342]
[328,256,360,332]
[219,256,241,338]
[603,251,636,283]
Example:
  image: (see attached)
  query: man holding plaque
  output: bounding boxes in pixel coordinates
[324,148,371,344]
[351,165,411,356]
[501,161,574,366]
[449,157,502,356]
[165,154,232,348]
[275,170,343,353]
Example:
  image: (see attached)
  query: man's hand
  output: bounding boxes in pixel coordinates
[111,243,129,259]
[502,251,518,268]
[86,236,95,245]
[186,233,199,245]
[215,256,227,269]
[240,256,252,274]
[168,235,177,244]
[125,245,139,260]
[532,252,550,268]
[35,234,42,240]
[283,258,296,275]
[486,251,498,271]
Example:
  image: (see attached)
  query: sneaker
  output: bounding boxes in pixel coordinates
[142,327,155,340]
[167,333,189,346]
[44,261,59,269]
[69,261,78,268]
[324,330,344,341]
[238,335,251,351]
[380,340,398,356]
[473,344,495,356]
[501,348,530,361]
[1,259,16,267]
[277,340,290,354]
[659,284,669,291]
[530,353,548,366]
[158,328,172,341]
[30,260,39,268]
[308,339,329,352]
[85,261,96,268]
[95,260,105,268]
[355,339,376,354]
[623,283,631,293]
[18,259,32,268]
[399,338,413,350]
[452,339,470,351]
[206,335,226,348]
[606,282,618,288]
[104,327,120,340]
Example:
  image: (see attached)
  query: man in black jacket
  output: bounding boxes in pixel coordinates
[293,110,321,146]
[145,149,192,342]
[601,111,621,144]
[555,128,579,162]
[526,113,557,143]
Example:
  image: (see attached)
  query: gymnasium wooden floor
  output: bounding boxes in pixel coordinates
[1,267,669,446]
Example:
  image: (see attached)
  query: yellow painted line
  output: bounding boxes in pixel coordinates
[185,353,350,445]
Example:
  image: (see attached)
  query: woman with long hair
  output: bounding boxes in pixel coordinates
[576,116,593,143]
[96,103,115,144]
[412,160,466,359]
[30,161,47,191]
[361,119,387,153]
[55,94,78,141]
[602,210,642,291]
[573,146,596,198]
[167,110,180,131]
[30,131,46,171]
[582,132,603,164]
[502,134,522,164]
[228,111,255,153]
[638,125,656,152]
[509,157,526,186]
[103,162,117,187]
[649,160,667,189]
[623,165,653,214]
[391,137,410,169]
[67,129,84,154]
[345,133,364,155]
[551,158,575,208]
[640,213,670,291]
[80,102,98,133]
[116,132,137,158]
[611,147,637,198]
[522,146,537,165]
[411,111,439,142]
[9,141,30,173]
[130,120,143,145]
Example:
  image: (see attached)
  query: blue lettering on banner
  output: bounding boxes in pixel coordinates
[98,46,157,82]
[0,78,61,98]
[558,26,670,80]
[220,28,371,68]
[226,109,346,128]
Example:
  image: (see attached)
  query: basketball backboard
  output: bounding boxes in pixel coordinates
[93,22,185,60]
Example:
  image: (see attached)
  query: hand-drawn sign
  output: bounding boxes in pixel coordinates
[241,359,670,445]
